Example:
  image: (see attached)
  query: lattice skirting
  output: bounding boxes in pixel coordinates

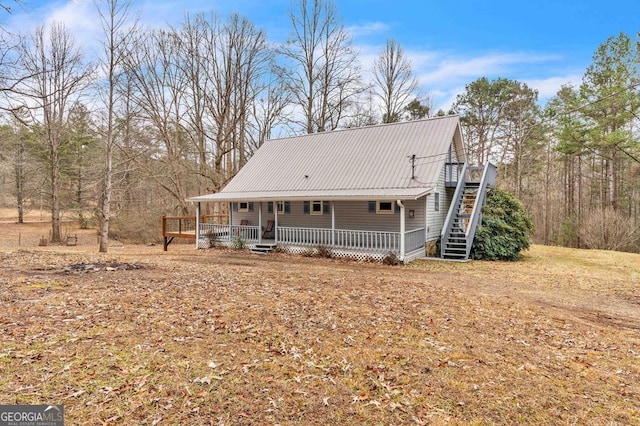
[278,245,390,262]
[197,239,425,263]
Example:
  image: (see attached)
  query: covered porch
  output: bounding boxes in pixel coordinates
[198,222,425,261]
[190,195,430,263]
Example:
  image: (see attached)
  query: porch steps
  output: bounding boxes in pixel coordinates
[250,243,277,255]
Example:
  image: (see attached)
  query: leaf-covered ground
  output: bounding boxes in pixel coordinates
[0,220,639,425]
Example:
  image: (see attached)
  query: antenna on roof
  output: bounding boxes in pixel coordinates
[408,154,416,179]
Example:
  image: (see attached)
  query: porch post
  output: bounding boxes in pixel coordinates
[195,202,201,249]
[274,203,278,244]
[331,201,335,247]
[258,202,263,244]
[398,200,405,261]
[229,202,233,241]
[424,195,429,242]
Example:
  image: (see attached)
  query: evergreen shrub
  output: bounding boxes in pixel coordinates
[471,188,534,261]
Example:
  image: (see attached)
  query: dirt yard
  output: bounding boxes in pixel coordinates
[0,216,639,425]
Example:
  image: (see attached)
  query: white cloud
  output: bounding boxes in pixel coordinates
[400,50,572,110]
[416,52,561,87]
[7,1,103,58]
[524,74,582,101]
[47,1,102,56]
[347,21,389,38]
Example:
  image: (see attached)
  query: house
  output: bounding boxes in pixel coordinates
[187,115,495,262]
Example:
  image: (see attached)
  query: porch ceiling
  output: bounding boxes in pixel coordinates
[187,187,433,203]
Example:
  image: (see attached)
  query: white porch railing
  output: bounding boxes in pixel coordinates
[277,226,422,254]
[333,228,400,252]
[277,226,400,252]
[278,226,333,246]
[200,224,260,242]
[200,224,426,257]
[404,227,426,254]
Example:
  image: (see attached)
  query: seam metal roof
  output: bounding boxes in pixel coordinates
[188,115,464,202]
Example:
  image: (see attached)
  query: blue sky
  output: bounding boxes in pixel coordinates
[6,0,640,110]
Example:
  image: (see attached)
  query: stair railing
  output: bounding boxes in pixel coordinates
[440,162,468,257]
[464,162,497,258]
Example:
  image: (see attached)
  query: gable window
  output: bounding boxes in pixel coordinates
[376,201,394,214]
[434,193,440,212]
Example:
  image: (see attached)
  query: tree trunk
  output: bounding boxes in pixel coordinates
[50,146,61,242]
[99,145,112,252]
[609,149,617,210]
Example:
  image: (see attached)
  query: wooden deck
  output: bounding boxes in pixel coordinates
[162,215,228,251]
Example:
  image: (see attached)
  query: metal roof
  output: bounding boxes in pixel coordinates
[188,115,465,202]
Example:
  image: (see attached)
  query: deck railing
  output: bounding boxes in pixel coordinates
[445,162,465,187]
[163,216,197,236]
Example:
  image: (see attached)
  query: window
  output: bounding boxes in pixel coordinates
[311,200,323,215]
[275,201,290,214]
[238,202,249,212]
[304,200,330,215]
[434,193,440,212]
[376,201,394,214]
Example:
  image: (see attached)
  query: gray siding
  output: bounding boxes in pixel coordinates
[232,200,427,233]
[404,198,426,230]
[426,145,458,241]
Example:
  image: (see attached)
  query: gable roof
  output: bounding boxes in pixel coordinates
[188,115,465,202]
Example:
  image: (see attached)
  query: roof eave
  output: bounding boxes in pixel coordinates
[187,188,434,203]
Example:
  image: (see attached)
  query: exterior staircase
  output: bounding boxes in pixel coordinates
[441,163,496,261]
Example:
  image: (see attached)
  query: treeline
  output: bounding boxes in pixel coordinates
[0,0,638,253]
[454,33,640,253]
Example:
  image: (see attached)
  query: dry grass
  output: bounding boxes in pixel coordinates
[0,219,639,425]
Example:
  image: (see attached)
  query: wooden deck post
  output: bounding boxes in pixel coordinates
[162,216,168,251]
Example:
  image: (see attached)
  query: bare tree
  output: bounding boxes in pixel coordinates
[9,22,93,242]
[0,123,36,223]
[278,0,362,133]
[373,38,418,123]
[121,25,197,213]
[246,74,291,155]
[498,82,544,200]
[195,13,271,188]
[95,0,137,252]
